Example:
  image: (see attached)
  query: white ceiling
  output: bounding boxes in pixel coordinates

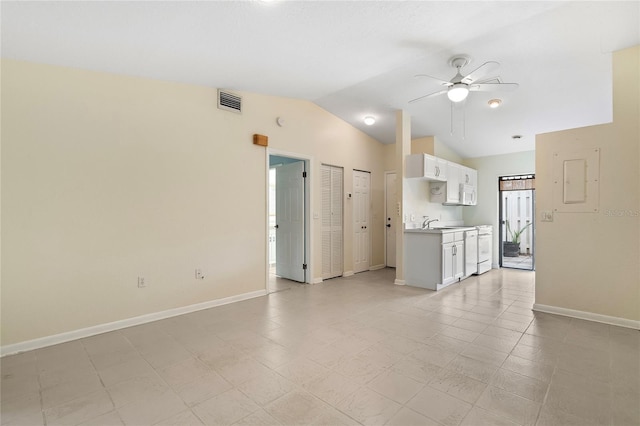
[2,1,639,158]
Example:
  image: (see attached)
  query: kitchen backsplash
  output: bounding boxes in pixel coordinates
[404,178,463,228]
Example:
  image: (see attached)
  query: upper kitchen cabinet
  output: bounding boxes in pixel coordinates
[406,153,447,181]
[430,161,461,204]
[459,166,477,188]
[458,165,478,205]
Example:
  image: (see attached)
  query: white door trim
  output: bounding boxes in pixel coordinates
[266,149,314,292]
[384,171,397,268]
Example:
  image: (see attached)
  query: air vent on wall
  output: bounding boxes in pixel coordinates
[217,89,242,114]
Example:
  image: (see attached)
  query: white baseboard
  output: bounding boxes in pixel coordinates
[312,277,323,284]
[343,271,354,277]
[1,289,267,357]
[369,264,385,271]
[394,279,406,286]
[533,303,640,330]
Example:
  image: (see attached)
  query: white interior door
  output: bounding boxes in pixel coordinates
[385,172,397,267]
[321,164,343,279]
[353,170,371,274]
[275,161,305,282]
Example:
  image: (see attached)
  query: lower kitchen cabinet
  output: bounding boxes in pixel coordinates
[442,238,465,285]
[405,229,467,291]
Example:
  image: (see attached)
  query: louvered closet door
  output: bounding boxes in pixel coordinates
[321,165,343,279]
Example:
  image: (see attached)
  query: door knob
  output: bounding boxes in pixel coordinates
[386,224,391,228]
[275,225,279,229]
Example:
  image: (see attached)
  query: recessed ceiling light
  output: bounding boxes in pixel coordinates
[488,99,502,108]
[364,116,376,125]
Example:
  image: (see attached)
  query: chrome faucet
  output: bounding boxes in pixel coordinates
[422,217,440,229]
[422,216,430,229]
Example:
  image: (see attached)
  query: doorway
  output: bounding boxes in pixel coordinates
[499,175,535,270]
[268,153,310,292]
[353,169,371,274]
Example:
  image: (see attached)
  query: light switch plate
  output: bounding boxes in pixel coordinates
[541,211,554,222]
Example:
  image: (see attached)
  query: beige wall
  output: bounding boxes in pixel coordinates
[434,138,463,164]
[535,46,640,322]
[1,60,386,346]
[463,151,536,264]
[383,143,396,172]
[411,136,434,155]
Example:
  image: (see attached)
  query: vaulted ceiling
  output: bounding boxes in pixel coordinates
[2,1,638,158]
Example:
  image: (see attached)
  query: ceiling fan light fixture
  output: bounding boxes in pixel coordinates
[363,116,376,125]
[447,84,469,102]
[488,99,502,108]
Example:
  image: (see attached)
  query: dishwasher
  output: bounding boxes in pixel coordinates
[464,229,478,276]
[475,225,493,274]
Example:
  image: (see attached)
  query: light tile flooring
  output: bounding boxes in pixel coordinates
[2,268,639,426]
[269,266,300,293]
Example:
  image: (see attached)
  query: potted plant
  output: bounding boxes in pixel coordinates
[503,220,532,257]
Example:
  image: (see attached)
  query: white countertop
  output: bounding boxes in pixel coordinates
[405,226,477,234]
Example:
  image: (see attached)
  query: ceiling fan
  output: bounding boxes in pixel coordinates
[409,55,519,104]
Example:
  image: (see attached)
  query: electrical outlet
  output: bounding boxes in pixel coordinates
[195,269,205,280]
[137,277,146,288]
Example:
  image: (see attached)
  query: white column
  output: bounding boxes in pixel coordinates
[394,110,411,285]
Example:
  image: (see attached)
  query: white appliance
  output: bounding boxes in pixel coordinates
[464,229,478,276]
[475,225,493,274]
[459,184,476,205]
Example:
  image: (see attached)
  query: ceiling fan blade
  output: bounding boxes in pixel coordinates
[409,89,448,104]
[461,61,500,84]
[414,74,452,86]
[469,82,519,92]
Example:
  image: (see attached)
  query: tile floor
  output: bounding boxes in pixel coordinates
[1,268,638,426]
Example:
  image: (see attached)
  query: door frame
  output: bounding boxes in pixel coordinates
[266,149,314,292]
[384,171,397,268]
[498,174,536,270]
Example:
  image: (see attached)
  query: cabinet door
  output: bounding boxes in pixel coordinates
[406,154,445,181]
[453,243,465,280]
[442,242,455,285]
[459,166,477,186]
[467,168,477,188]
[445,162,460,204]
[433,157,447,180]
[426,155,448,181]
[468,169,478,205]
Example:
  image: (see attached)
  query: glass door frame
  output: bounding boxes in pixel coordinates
[498,174,536,271]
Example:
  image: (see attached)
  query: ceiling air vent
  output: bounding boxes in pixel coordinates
[217,89,242,114]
